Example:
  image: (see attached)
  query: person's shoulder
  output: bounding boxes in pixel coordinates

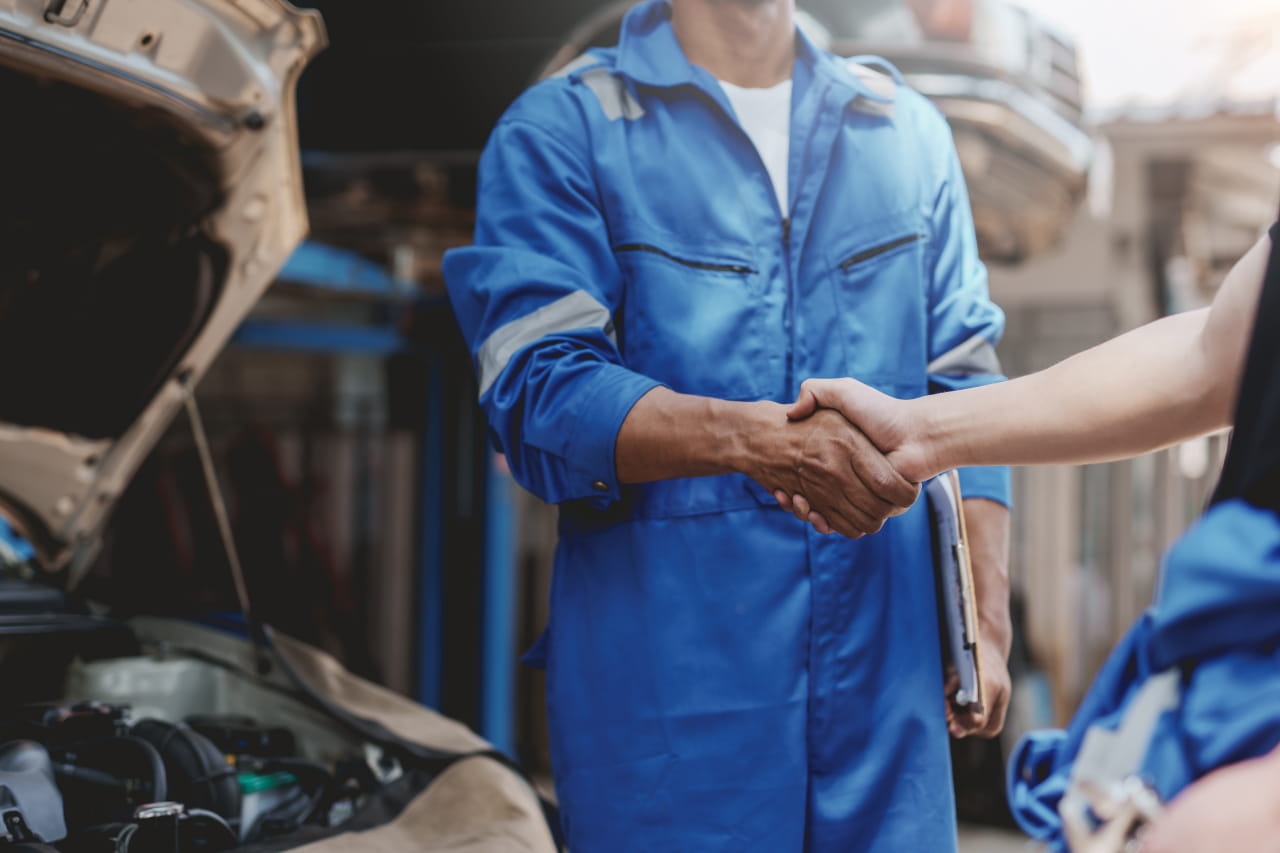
[842,56,946,129]
[498,48,623,137]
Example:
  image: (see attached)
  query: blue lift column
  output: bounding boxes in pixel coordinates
[415,350,446,712]
[232,241,520,749]
[481,453,519,755]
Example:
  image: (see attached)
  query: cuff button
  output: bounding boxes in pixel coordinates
[592,480,609,492]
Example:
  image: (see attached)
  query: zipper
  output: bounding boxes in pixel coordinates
[614,243,755,275]
[838,234,922,272]
[782,215,793,389]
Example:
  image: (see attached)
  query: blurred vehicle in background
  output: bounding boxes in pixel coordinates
[804,0,1093,262]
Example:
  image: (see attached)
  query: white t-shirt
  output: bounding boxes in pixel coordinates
[718,78,792,213]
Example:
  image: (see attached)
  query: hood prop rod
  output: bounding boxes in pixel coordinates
[183,389,271,675]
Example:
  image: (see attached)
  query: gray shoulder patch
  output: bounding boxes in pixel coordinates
[549,53,601,80]
[580,67,646,122]
[848,62,897,118]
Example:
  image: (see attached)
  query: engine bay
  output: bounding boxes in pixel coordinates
[0,619,398,852]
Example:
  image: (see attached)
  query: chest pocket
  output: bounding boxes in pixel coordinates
[825,224,929,391]
[615,240,777,402]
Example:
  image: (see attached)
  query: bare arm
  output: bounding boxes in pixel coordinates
[790,231,1270,482]
[1141,744,1280,852]
[615,387,919,538]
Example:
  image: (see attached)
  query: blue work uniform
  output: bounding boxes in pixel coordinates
[1009,500,1280,850]
[444,2,1010,850]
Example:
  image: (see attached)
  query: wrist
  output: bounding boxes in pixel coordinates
[915,393,983,477]
[894,397,945,481]
[719,399,788,477]
[978,612,1013,659]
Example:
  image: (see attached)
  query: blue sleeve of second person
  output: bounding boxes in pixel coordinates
[925,123,1011,507]
[443,113,660,506]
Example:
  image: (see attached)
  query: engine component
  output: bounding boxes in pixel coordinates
[60,803,237,853]
[238,772,303,842]
[43,702,130,743]
[54,735,168,828]
[130,721,240,823]
[235,758,332,841]
[186,714,296,759]
[0,740,66,843]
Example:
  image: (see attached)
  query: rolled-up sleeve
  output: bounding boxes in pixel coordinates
[444,116,660,505]
[926,132,1011,507]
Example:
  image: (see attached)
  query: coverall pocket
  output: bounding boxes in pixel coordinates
[614,240,772,402]
[827,221,929,387]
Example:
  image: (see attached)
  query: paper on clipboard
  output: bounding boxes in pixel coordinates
[925,470,984,713]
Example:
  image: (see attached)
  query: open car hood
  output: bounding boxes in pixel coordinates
[0,0,325,578]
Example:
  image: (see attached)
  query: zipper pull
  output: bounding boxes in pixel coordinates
[782,218,792,245]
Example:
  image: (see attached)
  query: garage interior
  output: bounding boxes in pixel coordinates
[0,1,1277,850]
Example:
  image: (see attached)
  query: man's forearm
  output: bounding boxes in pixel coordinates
[615,386,920,538]
[946,496,1012,738]
[615,386,779,483]
[963,497,1011,656]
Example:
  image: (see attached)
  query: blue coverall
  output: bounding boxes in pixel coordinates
[444,2,1010,849]
[1009,500,1280,850]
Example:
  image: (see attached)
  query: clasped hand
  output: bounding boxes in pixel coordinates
[764,378,932,536]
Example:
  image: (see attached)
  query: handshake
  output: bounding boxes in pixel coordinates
[749,378,942,540]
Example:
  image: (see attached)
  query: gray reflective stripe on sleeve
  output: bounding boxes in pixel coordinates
[477,291,616,396]
[550,53,600,79]
[928,334,1002,376]
[1059,669,1181,825]
[580,67,645,121]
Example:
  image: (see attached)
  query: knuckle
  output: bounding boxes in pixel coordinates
[872,470,896,495]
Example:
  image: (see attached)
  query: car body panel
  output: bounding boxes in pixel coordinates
[0,0,325,577]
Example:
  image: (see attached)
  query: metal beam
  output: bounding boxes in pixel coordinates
[231,320,404,356]
[278,241,412,299]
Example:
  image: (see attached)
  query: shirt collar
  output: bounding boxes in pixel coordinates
[614,0,893,109]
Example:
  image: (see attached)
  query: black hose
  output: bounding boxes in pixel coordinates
[130,720,237,819]
[116,735,168,802]
[52,762,127,791]
[57,735,168,802]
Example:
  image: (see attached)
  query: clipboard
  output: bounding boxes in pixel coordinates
[925,470,985,713]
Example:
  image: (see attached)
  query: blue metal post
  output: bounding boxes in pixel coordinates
[278,241,412,298]
[232,320,403,356]
[415,353,445,709]
[481,452,519,754]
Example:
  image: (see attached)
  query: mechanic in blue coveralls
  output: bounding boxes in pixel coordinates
[444,0,1012,849]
